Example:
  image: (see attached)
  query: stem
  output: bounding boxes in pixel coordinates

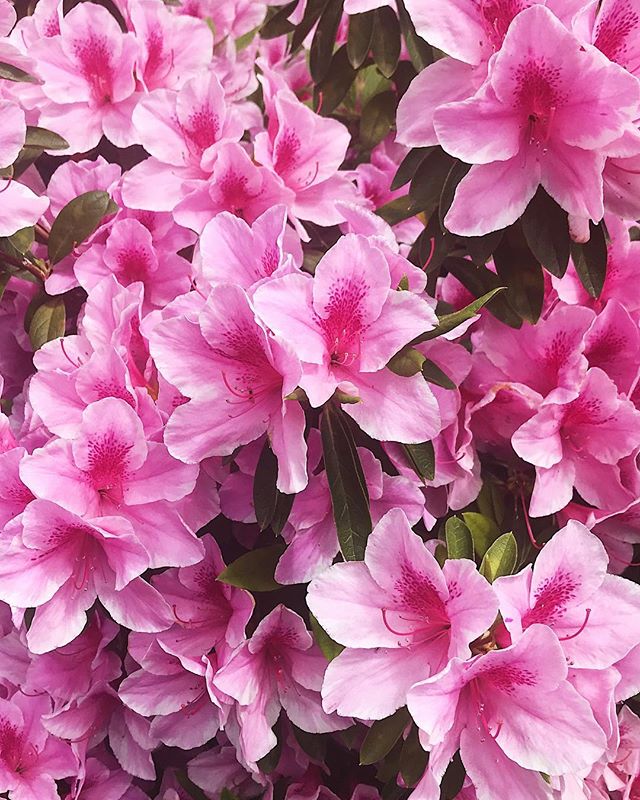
[0,253,45,282]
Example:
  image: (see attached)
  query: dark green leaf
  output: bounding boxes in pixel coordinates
[371,6,401,78]
[347,10,374,68]
[48,191,118,264]
[0,61,38,82]
[387,346,425,376]
[440,751,466,800]
[463,229,504,266]
[309,613,344,660]
[176,771,210,800]
[421,359,455,389]
[434,542,447,567]
[257,735,281,773]
[0,272,10,303]
[444,258,522,328]
[315,45,357,115]
[400,724,429,788]
[571,221,608,298]
[445,516,474,560]
[462,512,501,560]
[10,146,44,179]
[360,709,410,765]
[409,148,456,217]
[271,490,295,536]
[29,296,66,350]
[376,195,415,226]
[253,440,278,531]
[411,286,507,343]
[291,0,330,52]
[360,90,396,149]
[396,0,432,71]
[217,543,285,591]
[439,159,471,226]
[402,441,435,481]
[220,790,241,800]
[480,532,518,582]
[390,147,433,191]
[320,403,372,560]
[24,126,69,151]
[521,188,570,278]
[493,228,545,324]
[260,0,298,38]
[309,0,344,83]
[292,726,327,762]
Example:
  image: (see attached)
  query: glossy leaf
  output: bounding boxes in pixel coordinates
[444,258,521,328]
[412,286,507,344]
[309,0,344,83]
[396,0,432,71]
[480,532,518,582]
[421,358,456,389]
[399,724,429,788]
[445,516,474,560]
[390,147,433,191]
[402,441,435,482]
[320,403,372,561]
[360,90,396,149]
[253,440,278,531]
[387,346,425,376]
[29,296,66,350]
[462,511,501,560]
[24,126,69,151]
[571,221,608,298]
[315,45,357,115]
[310,613,344,661]
[493,228,545,324]
[360,709,410,766]
[371,6,401,78]
[291,0,330,52]
[0,62,38,82]
[347,10,374,68]
[521,187,570,278]
[376,195,415,226]
[48,191,118,264]
[260,0,298,38]
[217,543,285,591]
[409,148,456,217]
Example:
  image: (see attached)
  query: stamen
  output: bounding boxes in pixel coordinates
[520,490,542,550]
[423,237,436,271]
[558,608,591,641]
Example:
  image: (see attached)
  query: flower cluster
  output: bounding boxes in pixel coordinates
[0,0,640,798]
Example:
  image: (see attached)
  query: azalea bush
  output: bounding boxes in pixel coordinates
[1,0,640,798]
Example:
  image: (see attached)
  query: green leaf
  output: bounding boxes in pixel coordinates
[409,148,456,217]
[571,221,608,298]
[217,544,285,591]
[402,441,435,482]
[462,511,500,560]
[421,359,455,389]
[412,287,506,344]
[0,272,11,303]
[360,709,410,766]
[315,45,357,116]
[445,516,474,560]
[493,228,545,324]
[521,188,570,278]
[480,532,518,582]
[292,726,328,762]
[371,6,401,78]
[0,61,38,82]
[260,0,298,38]
[271,490,295,536]
[220,790,241,800]
[309,613,344,660]
[376,195,415,226]
[360,90,396,149]
[440,750,466,800]
[320,404,372,560]
[253,440,278,531]
[48,191,118,264]
[390,147,433,192]
[399,724,429,788]
[29,296,66,350]
[347,10,374,68]
[443,258,522,328]
[387,346,425,377]
[439,159,471,226]
[257,736,281,773]
[396,0,432,71]
[24,126,69,151]
[291,0,330,52]
[309,0,344,83]
[434,542,447,568]
[463,229,504,266]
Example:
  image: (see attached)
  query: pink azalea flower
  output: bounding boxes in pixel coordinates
[0,0,16,35]
[512,368,640,516]
[173,141,293,234]
[254,90,359,232]
[494,520,640,669]
[307,508,499,720]
[151,534,254,662]
[0,100,25,169]
[121,73,244,213]
[127,0,213,92]
[33,2,140,153]
[148,285,308,493]
[19,397,203,568]
[0,692,77,800]
[74,218,192,312]
[407,625,607,800]
[433,5,640,236]
[0,498,174,653]
[213,605,350,764]
[0,448,34,528]
[197,205,302,295]
[253,234,441,443]
[276,444,424,584]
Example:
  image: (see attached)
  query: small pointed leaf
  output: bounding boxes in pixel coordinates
[360,709,410,766]
[48,191,118,264]
[480,532,518,582]
[29,297,65,350]
[217,544,285,591]
[445,517,474,560]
